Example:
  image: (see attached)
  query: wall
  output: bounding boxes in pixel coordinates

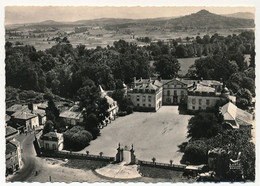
[30,116,39,129]
[187,95,224,111]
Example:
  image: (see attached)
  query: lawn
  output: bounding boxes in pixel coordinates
[79,106,192,164]
[178,57,200,76]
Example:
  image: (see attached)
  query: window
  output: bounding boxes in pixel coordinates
[137,103,139,107]
[143,103,146,107]
[174,90,177,96]
[192,99,196,104]
[137,95,140,101]
[206,99,210,105]
[143,96,146,102]
[199,99,202,105]
[167,90,170,96]
[199,106,201,110]
[52,144,56,150]
[148,96,152,102]
[192,106,195,110]
[45,143,49,149]
[149,104,151,107]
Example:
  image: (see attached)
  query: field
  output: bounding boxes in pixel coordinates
[178,57,200,76]
[79,106,192,164]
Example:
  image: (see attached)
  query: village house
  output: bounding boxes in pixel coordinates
[127,77,163,111]
[59,105,83,125]
[220,102,253,135]
[6,104,28,116]
[11,111,39,132]
[6,126,19,141]
[39,131,64,151]
[6,139,22,176]
[98,85,119,121]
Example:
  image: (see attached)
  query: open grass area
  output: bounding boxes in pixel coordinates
[178,57,200,76]
[79,106,192,164]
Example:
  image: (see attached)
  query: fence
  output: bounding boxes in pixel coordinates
[40,150,115,162]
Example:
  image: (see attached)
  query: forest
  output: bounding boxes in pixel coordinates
[5,30,255,110]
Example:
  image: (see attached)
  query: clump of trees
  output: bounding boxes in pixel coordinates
[63,126,93,151]
[180,109,255,181]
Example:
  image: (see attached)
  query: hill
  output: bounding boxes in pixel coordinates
[163,10,254,29]
[224,12,254,19]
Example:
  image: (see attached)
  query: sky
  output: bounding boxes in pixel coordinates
[5,6,255,25]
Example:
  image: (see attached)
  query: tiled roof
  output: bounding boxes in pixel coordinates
[6,104,28,113]
[59,110,81,120]
[6,126,18,137]
[98,85,117,105]
[12,111,37,120]
[41,132,63,141]
[188,84,216,93]
[221,102,253,127]
[33,109,46,117]
[6,142,17,155]
[5,114,11,122]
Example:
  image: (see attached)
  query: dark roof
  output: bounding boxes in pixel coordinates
[6,141,17,155]
[6,126,18,137]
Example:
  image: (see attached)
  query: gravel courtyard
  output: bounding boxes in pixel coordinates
[80,106,192,164]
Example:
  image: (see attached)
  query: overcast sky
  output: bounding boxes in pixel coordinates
[5,6,255,25]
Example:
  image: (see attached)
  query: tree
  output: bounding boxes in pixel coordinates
[46,99,60,122]
[187,112,223,139]
[42,120,54,134]
[154,55,180,79]
[175,45,188,58]
[181,140,208,165]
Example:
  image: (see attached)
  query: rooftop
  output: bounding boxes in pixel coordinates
[59,110,82,120]
[221,102,253,127]
[6,126,18,137]
[6,104,28,113]
[188,83,216,93]
[11,111,37,120]
[40,131,63,141]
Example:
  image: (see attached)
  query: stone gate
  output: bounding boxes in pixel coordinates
[115,143,136,164]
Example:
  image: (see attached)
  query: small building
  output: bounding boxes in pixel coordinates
[127,78,163,111]
[221,102,253,135]
[6,126,19,141]
[6,139,22,176]
[39,131,64,151]
[98,85,119,120]
[59,105,83,125]
[11,111,39,132]
[6,104,28,116]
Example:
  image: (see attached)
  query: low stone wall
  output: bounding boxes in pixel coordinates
[40,150,115,162]
[138,160,203,179]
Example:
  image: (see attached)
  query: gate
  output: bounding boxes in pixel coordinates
[115,143,136,165]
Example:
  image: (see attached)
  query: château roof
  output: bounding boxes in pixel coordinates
[221,102,253,127]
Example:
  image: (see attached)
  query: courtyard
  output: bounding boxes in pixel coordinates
[79,106,192,164]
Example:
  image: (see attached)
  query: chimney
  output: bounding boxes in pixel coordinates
[140,77,142,81]
[220,78,223,83]
[193,82,196,87]
[159,77,162,81]
[201,77,203,82]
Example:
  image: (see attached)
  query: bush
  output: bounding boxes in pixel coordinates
[63,126,93,151]
[181,140,208,165]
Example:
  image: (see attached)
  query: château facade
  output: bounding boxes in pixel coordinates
[127,77,236,112]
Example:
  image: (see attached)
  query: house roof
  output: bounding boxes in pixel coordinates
[6,104,28,113]
[6,126,18,137]
[40,131,63,141]
[188,84,216,93]
[33,109,46,117]
[6,142,17,155]
[12,111,38,120]
[36,102,48,109]
[5,114,11,122]
[59,110,82,120]
[98,85,117,105]
[221,102,253,127]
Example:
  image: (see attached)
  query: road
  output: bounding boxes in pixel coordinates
[8,132,40,182]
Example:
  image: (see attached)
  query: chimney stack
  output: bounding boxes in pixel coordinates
[133,77,136,88]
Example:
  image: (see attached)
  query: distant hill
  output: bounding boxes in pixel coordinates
[224,12,254,20]
[162,10,255,29]
[6,10,255,30]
